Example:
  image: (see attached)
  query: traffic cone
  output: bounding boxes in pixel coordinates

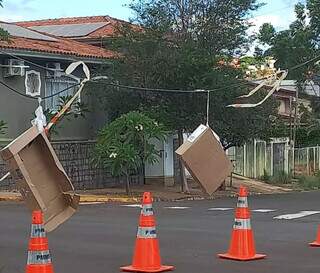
[218,186,266,261]
[26,211,54,273]
[310,226,320,247]
[120,192,174,272]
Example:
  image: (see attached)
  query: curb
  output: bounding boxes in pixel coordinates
[79,195,141,203]
[0,189,295,204]
[0,196,23,202]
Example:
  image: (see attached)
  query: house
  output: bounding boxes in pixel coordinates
[0,21,115,141]
[16,16,137,47]
[0,19,145,191]
[249,79,297,119]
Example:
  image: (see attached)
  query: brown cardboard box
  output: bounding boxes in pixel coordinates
[0,126,79,232]
[175,125,233,195]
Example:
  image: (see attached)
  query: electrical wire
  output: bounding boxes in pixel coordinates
[92,78,254,93]
[289,55,320,71]
[0,80,81,100]
[1,50,320,99]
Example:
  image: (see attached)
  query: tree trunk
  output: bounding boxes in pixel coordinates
[142,160,146,185]
[125,171,131,196]
[178,129,190,193]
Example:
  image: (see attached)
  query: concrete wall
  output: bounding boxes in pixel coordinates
[0,56,107,141]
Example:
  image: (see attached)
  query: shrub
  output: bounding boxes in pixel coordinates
[269,171,292,184]
[260,169,270,182]
[298,175,320,190]
[95,111,167,194]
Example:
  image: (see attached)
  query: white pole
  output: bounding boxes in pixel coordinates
[253,139,257,178]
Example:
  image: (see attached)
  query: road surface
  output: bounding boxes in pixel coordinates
[1,191,320,273]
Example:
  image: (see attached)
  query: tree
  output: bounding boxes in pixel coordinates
[257,2,319,82]
[97,0,278,191]
[95,111,167,194]
[257,1,320,147]
[0,1,10,41]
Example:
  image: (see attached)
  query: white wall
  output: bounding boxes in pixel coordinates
[145,138,164,177]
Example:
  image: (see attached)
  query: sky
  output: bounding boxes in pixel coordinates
[0,0,305,32]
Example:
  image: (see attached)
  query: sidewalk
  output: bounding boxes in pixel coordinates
[0,176,293,203]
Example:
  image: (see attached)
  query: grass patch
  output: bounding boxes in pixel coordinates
[297,172,320,190]
[271,171,292,184]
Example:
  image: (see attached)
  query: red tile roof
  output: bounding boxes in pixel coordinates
[16,16,136,39]
[0,28,116,59]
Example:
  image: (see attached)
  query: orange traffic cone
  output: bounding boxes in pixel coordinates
[218,186,266,261]
[310,226,320,247]
[26,211,54,273]
[121,192,174,272]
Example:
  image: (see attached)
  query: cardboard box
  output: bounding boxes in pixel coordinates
[175,125,233,195]
[0,126,79,232]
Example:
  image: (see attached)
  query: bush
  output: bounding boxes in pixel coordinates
[260,169,270,182]
[298,175,320,190]
[95,111,167,194]
[269,171,292,185]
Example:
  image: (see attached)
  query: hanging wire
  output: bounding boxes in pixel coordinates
[289,55,320,71]
[1,50,320,101]
[0,80,80,100]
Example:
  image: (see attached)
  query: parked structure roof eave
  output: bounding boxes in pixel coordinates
[248,80,297,95]
[0,47,113,64]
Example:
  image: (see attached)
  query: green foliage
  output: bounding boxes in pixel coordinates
[260,169,270,182]
[258,23,276,45]
[0,120,7,135]
[56,95,89,119]
[0,28,10,41]
[257,1,320,83]
[98,0,278,150]
[0,1,10,42]
[44,95,89,136]
[95,111,167,193]
[269,171,292,185]
[129,0,262,55]
[298,173,320,190]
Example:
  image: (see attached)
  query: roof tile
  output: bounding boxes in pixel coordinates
[0,35,116,59]
[16,15,137,39]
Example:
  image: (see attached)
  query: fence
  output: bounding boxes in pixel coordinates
[0,140,143,191]
[294,146,320,176]
[228,138,319,179]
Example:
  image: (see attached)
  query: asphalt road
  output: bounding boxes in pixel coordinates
[1,191,320,273]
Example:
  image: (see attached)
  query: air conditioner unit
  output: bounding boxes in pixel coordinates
[4,59,25,77]
[46,62,63,78]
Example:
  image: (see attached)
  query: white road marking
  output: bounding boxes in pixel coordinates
[208,208,233,211]
[121,204,142,208]
[274,211,320,220]
[252,209,277,213]
[165,206,190,209]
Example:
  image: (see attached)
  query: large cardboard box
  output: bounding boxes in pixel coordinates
[0,126,80,232]
[175,125,233,195]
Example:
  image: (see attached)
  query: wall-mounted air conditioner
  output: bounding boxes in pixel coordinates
[4,59,26,77]
[46,62,63,78]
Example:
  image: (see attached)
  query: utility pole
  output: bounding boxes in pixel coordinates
[292,86,300,177]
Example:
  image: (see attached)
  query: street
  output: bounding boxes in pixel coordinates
[1,191,320,273]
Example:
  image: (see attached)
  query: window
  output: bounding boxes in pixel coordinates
[25,70,41,97]
[45,75,80,112]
